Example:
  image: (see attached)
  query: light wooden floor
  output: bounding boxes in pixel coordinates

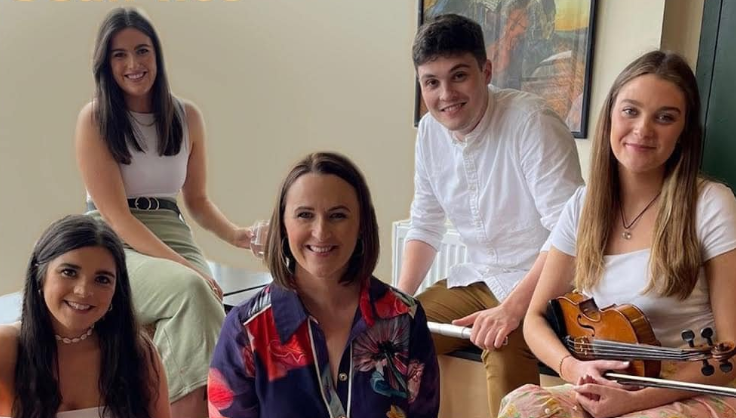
[438,354,564,418]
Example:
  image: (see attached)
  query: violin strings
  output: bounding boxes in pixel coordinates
[566,336,693,354]
[566,338,690,357]
[564,338,707,361]
[587,340,706,359]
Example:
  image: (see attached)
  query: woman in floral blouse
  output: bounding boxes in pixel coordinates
[207,152,440,418]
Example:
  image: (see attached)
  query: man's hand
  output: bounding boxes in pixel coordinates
[452,303,523,350]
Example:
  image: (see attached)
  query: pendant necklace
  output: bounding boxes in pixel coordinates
[620,192,661,240]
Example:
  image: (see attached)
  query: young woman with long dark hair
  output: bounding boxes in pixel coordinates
[0,215,169,418]
[74,8,250,416]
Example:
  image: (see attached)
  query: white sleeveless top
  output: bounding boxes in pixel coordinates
[86,98,190,201]
[58,407,112,418]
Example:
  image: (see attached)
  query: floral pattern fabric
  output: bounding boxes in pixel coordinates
[207,277,440,418]
[499,383,736,418]
[500,361,736,418]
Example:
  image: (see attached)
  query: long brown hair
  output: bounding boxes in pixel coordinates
[575,51,703,299]
[92,7,183,164]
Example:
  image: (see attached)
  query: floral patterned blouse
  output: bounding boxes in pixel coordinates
[207,277,440,418]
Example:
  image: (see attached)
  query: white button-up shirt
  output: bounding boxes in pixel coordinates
[406,85,583,301]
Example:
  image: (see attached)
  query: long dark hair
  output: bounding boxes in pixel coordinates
[92,7,183,164]
[575,50,703,299]
[265,152,380,289]
[13,215,158,418]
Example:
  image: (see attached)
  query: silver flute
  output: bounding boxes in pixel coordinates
[427,322,472,339]
[427,321,509,345]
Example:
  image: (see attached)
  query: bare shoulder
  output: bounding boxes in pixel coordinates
[179,99,205,144]
[74,102,102,143]
[0,323,19,348]
[179,99,202,121]
[0,325,18,415]
[0,324,20,377]
[137,332,161,370]
[76,102,96,127]
[138,331,155,353]
[74,101,115,165]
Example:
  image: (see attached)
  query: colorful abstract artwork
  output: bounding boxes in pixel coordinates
[415,0,597,138]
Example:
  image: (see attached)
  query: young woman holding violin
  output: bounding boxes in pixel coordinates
[498,50,736,418]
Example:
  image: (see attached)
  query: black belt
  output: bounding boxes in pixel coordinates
[87,197,181,216]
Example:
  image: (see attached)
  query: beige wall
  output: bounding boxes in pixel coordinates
[0,0,703,295]
[575,0,665,178]
[577,0,704,179]
[662,0,705,69]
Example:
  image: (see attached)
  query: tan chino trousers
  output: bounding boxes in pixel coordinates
[417,279,540,417]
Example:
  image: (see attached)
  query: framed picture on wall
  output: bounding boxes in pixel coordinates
[414,0,597,138]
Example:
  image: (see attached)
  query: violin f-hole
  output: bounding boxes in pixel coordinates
[576,314,596,337]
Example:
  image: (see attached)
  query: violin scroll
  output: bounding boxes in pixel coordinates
[681,328,736,375]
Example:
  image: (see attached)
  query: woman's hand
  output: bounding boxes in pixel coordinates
[563,358,630,387]
[573,374,643,418]
[202,274,224,300]
[230,227,253,249]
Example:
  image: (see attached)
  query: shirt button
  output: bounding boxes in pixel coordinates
[338,372,348,382]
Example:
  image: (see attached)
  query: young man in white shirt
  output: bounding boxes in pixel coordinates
[398,14,583,416]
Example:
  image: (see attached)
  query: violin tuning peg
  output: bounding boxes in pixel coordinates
[701,362,715,376]
[701,328,715,346]
[682,330,695,347]
[720,361,733,374]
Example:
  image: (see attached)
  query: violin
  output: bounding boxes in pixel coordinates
[546,292,736,397]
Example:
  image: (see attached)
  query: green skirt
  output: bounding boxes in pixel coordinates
[87,206,225,402]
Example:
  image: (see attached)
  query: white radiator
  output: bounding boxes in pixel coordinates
[392,220,468,294]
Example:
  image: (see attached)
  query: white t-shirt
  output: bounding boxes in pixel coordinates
[550,181,736,348]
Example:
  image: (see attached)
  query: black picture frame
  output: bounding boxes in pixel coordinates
[414,0,597,139]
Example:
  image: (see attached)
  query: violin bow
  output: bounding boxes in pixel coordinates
[605,372,736,398]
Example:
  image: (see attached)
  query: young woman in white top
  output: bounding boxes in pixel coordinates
[0,215,169,418]
[74,8,251,417]
[498,50,736,418]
